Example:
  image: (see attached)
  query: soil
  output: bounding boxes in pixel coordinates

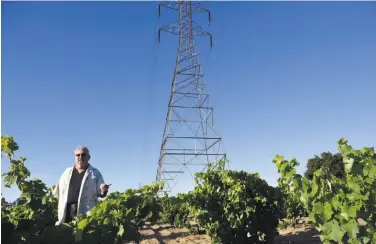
[274,218,321,244]
[138,218,322,244]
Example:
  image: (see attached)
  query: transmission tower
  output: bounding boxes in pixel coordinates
[156,1,226,194]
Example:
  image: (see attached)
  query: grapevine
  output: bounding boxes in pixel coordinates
[2,135,375,244]
[273,138,376,244]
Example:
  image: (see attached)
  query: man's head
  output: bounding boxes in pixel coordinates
[74,146,90,168]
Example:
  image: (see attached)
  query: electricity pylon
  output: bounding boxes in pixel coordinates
[156,1,226,194]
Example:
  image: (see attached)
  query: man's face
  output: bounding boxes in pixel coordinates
[75,149,89,166]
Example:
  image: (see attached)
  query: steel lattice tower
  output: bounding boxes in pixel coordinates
[156,1,226,194]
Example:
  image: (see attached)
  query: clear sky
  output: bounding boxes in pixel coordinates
[2,1,376,201]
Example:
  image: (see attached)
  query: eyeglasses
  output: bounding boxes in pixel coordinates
[75,153,87,157]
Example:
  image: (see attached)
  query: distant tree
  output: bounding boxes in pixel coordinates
[305,152,345,180]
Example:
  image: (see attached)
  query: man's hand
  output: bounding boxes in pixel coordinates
[100,183,111,193]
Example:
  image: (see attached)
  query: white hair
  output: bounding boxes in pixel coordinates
[74,146,90,155]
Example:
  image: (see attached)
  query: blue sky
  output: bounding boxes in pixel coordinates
[2,2,376,201]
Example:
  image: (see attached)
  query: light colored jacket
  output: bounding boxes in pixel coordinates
[53,164,105,225]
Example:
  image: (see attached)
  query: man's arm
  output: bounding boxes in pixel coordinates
[53,168,70,199]
[53,170,66,199]
[96,172,108,198]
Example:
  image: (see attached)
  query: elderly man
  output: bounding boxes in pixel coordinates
[53,146,110,225]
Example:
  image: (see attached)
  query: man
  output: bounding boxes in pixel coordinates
[53,146,110,225]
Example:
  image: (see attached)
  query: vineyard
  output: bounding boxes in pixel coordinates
[1,135,375,244]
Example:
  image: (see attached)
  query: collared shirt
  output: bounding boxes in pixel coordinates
[66,167,86,205]
[53,164,105,225]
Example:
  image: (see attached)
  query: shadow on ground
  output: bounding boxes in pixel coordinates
[140,221,321,244]
[274,228,321,244]
[140,224,195,244]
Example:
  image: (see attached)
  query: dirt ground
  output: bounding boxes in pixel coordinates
[274,218,321,244]
[138,218,321,244]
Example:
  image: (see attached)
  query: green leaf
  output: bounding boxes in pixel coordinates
[77,219,89,230]
[347,177,361,193]
[343,219,359,239]
[343,158,354,173]
[301,177,310,194]
[341,203,357,220]
[279,162,288,173]
[367,166,376,179]
[308,212,317,224]
[338,139,352,156]
[1,136,19,158]
[363,165,371,176]
[323,220,344,242]
[313,203,333,222]
[310,180,319,197]
[323,202,333,221]
[330,195,342,209]
[363,237,370,243]
[364,175,373,185]
[346,192,369,202]
[103,217,112,225]
[273,155,284,168]
[42,197,47,205]
[117,224,124,237]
